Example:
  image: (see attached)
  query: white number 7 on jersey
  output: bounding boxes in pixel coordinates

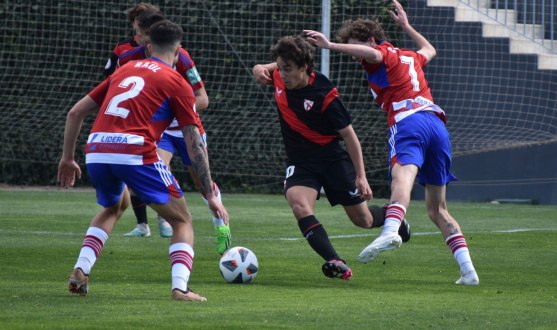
[399,56,420,91]
[105,76,145,118]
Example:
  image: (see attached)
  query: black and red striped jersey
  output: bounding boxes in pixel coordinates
[103,36,140,77]
[272,69,352,158]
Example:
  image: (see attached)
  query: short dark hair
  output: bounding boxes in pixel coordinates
[271,36,315,74]
[137,10,167,31]
[149,20,183,53]
[127,3,159,24]
[336,18,387,44]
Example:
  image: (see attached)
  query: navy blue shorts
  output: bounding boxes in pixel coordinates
[87,160,183,208]
[388,111,457,186]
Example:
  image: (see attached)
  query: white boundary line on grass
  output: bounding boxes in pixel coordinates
[262,228,557,241]
[0,228,555,240]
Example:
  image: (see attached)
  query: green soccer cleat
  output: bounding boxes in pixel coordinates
[123,224,151,237]
[215,224,231,255]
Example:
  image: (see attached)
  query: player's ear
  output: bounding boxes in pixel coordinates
[368,36,375,46]
[174,44,180,57]
[147,43,152,54]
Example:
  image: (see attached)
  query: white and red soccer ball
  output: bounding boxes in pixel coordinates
[219,246,258,283]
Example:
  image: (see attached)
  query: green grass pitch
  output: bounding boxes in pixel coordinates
[1,190,556,329]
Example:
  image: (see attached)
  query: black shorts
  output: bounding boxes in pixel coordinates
[284,146,365,207]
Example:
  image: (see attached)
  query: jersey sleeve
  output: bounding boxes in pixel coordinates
[169,93,199,128]
[322,96,352,131]
[103,51,119,77]
[175,50,204,91]
[88,79,110,106]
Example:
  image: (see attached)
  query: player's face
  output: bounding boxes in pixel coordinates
[138,27,151,46]
[347,37,375,61]
[276,57,308,90]
[134,19,143,46]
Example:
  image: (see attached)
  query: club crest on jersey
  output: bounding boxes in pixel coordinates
[276,87,283,97]
[304,99,314,111]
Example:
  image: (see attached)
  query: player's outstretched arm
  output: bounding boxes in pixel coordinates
[194,87,209,111]
[181,124,229,224]
[338,125,373,201]
[389,0,436,62]
[252,63,276,85]
[58,96,99,188]
[304,30,382,64]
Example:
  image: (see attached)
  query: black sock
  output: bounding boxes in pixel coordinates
[369,204,387,228]
[297,215,340,262]
[131,195,148,225]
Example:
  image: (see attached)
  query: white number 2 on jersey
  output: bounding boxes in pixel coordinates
[104,76,145,118]
[399,56,420,91]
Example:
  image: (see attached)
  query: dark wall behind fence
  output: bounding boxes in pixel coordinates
[404,1,557,204]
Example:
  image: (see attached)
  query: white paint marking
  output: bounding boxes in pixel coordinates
[1,228,554,240]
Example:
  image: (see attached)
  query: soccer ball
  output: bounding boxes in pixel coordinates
[219,246,259,283]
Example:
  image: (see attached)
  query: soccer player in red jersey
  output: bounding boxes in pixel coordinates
[304,0,478,285]
[117,11,231,254]
[58,20,228,301]
[103,3,159,77]
[253,36,410,280]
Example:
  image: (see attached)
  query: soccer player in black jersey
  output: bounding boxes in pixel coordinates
[103,3,159,77]
[253,36,409,280]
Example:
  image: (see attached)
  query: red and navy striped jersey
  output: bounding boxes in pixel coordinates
[361,41,445,127]
[103,36,140,77]
[86,58,199,165]
[272,69,352,157]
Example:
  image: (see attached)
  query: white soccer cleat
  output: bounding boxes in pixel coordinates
[455,270,479,285]
[358,233,402,263]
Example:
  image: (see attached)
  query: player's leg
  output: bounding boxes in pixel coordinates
[425,184,478,285]
[69,164,130,296]
[343,203,411,240]
[123,188,151,237]
[124,160,206,300]
[420,113,478,284]
[285,162,352,280]
[142,138,174,238]
[357,163,416,263]
[148,197,206,301]
[188,165,230,255]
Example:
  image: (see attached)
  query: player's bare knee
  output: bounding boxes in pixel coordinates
[290,202,311,220]
[349,213,373,229]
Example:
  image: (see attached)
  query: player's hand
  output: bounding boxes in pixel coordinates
[356,176,373,202]
[253,65,273,85]
[206,194,229,225]
[304,30,331,49]
[389,0,409,28]
[57,158,81,188]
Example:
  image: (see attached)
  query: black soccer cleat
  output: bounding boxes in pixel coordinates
[322,260,352,280]
[398,218,411,243]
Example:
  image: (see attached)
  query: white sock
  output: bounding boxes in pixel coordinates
[380,204,406,237]
[446,234,475,274]
[157,215,167,225]
[454,247,474,274]
[74,227,108,275]
[169,243,194,291]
